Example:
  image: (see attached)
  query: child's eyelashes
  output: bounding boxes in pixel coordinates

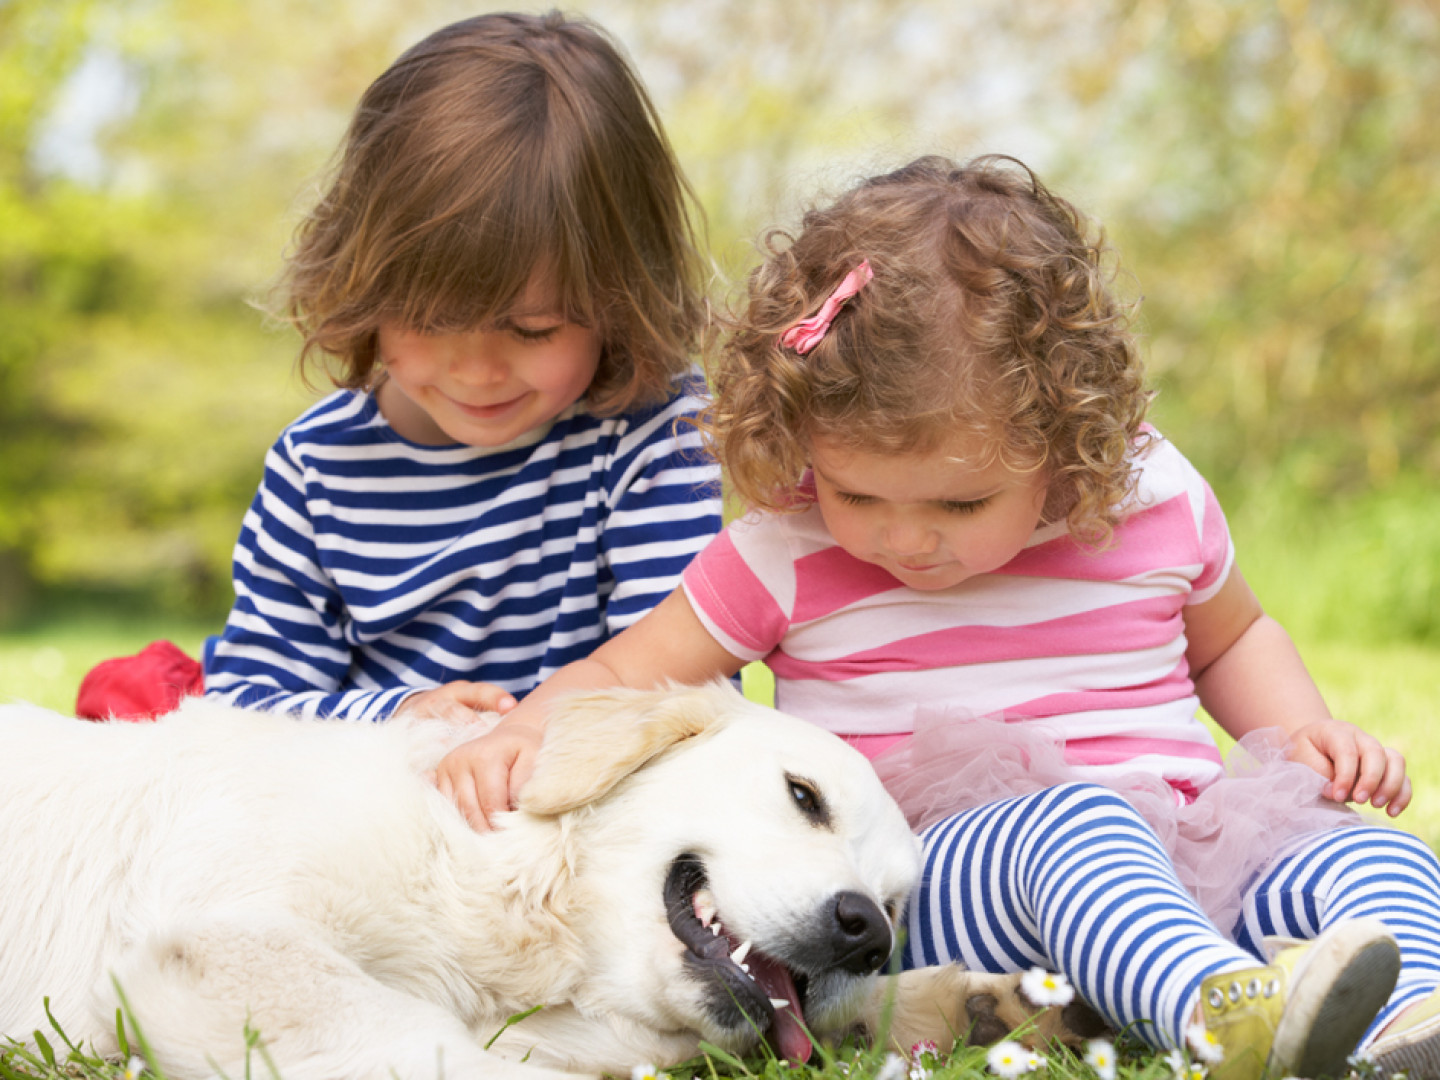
[508,323,563,343]
[941,499,988,515]
[398,320,565,343]
[834,490,990,514]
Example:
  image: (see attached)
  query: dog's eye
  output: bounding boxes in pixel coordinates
[785,774,829,825]
[790,781,818,812]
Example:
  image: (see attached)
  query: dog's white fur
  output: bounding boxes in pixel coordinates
[0,682,919,1080]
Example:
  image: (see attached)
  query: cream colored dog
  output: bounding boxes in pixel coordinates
[0,682,926,1079]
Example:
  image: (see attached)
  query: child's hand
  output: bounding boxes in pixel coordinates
[395,680,518,723]
[432,716,545,832]
[1287,718,1411,816]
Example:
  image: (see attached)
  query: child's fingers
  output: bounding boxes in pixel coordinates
[475,754,519,831]
[436,680,517,715]
[1387,775,1414,817]
[1320,739,1359,803]
[1342,743,1388,806]
[1364,746,1409,814]
[459,682,517,714]
[457,768,494,833]
[434,753,496,832]
[1286,737,1336,783]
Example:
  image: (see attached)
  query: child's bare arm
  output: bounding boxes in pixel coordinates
[433,587,746,830]
[1185,568,1410,815]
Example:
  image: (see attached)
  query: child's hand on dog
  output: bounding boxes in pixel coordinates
[397,680,518,724]
[394,682,539,832]
[432,717,545,832]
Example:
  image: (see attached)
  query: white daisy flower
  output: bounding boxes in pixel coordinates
[987,1039,1035,1078]
[1084,1038,1117,1080]
[631,1064,666,1080]
[1027,1050,1048,1070]
[1186,1022,1225,1066]
[1020,967,1076,1008]
[1163,1048,1207,1080]
[122,1057,147,1080]
[877,1051,909,1080]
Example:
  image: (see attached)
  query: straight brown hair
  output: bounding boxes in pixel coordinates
[276,11,707,414]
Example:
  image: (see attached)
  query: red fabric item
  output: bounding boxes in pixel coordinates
[75,639,204,722]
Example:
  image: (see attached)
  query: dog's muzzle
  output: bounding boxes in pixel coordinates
[663,854,892,1062]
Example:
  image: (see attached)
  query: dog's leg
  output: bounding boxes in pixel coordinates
[104,913,594,1080]
[854,966,1110,1055]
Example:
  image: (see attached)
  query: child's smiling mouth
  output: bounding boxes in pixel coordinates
[450,392,529,419]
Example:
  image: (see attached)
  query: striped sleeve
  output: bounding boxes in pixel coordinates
[598,389,723,632]
[203,426,417,721]
[1188,474,1235,603]
[1146,438,1236,605]
[682,513,796,661]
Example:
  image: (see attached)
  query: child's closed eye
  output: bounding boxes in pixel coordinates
[508,322,562,343]
[940,499,988,515]
[834,490,988,514]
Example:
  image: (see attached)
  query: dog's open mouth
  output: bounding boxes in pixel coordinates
[663,855,813,1062]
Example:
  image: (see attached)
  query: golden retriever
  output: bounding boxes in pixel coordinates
[1,683,927,1079]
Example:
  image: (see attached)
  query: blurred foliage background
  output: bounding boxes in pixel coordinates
[1,0,1437,692]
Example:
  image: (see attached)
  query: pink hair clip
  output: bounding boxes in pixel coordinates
[779,260,873,354]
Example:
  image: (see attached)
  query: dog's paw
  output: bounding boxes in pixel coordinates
[858,966,1110,1055]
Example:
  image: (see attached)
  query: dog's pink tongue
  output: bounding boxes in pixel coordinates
[748,953,810,1063]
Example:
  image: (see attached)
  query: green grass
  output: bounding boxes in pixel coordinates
[0,997,1404,1080]
[0,1003,1244,1080]
[0,612,214,715]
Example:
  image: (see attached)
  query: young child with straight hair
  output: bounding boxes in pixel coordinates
[194,12,722,798]
[451,155,1440,1079]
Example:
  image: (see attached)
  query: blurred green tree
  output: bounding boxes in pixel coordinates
[1046,0,1440,495]
[0,0,378,617]
[0,0,1436,633]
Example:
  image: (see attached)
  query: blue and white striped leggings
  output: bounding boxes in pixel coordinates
[901,783,1440,1050]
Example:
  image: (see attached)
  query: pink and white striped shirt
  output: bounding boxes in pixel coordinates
[682,434,1234,798]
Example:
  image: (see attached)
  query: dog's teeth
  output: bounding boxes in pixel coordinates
[693,889,718,927]
[710,922,722,936]
[770,998,790,1010]
[730,940,752,964]
[739,963,751,974]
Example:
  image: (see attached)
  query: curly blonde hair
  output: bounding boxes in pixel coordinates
[706,154,1151,546]
[274,11,706,415]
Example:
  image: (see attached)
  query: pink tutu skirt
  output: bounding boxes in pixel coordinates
[870,711,1362,936]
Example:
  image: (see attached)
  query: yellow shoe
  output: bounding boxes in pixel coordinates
[1201,919,1400,1080]
[1370,987,1440,1079]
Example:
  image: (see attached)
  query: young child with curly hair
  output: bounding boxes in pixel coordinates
[190,14,723,748]
[454,154,1440,1080]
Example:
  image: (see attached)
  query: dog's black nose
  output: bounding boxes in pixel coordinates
[829,891,892,974]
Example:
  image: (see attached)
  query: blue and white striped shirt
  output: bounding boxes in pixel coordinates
[203,381,721,721]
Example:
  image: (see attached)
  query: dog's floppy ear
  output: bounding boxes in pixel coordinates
[518,682,732,816]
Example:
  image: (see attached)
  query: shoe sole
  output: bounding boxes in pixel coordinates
[1376,1035,1440,1080]
[1272,919,1402,1080]
[1374,1011,1440,1080]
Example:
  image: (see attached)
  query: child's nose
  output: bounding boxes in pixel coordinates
[450,341,509,384]
[883,519,938,556]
